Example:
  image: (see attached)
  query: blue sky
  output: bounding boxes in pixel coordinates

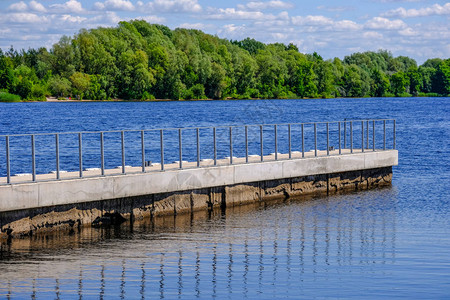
[0,0,449,64]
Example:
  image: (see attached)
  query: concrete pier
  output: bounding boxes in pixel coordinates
[0,149,397,237]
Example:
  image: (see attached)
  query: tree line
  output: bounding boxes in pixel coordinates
[0,20,449,102]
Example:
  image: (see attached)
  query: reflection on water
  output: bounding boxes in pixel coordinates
[0,189,405,299]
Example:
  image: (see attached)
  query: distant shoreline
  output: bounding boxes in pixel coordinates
[1,95,448,103]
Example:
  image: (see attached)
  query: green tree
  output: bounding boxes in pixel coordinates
[407,67,422,96]
[418,66,436,93]
[433,59,450,95]
[232,38,265,55]
[51,35,75,78]
[390,72,408,96]
[422,58,442,69]
[371,69,390,97]
[0,50,16,92]
[70,72,91,99]
[48,75,72,97]
[342,64,369,97]
[314,60,335,97]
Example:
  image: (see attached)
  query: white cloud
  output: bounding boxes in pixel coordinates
[335,20,361,30]
[178,22,215,30]
[217,24,247,39]
[237,1,294,11]
[8,1,28,12]
[291,15,361,31]
[271,32,288,40]
[363,31,384,39]
[50,0,84,14]
[6,13,49,24]
[90,11,122,24]
[29,1,47,13]
[365,17,407,30]
[317,5,354,12]
[377,0,424,3]
[292,15,334,26]
[135,15,166,23]
[398,27,418,36]
[382,3,450,18]
[60,14,87,23]
[0,28,12,36]
[94,0,135,11]
[147,0,202,13]
[207,8,267,20]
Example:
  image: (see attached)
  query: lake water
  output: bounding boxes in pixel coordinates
[0,98,449,299]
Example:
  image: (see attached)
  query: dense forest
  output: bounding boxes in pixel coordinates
[0,20,449,102]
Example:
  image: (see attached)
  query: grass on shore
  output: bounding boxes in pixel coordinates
[0,92,21,102]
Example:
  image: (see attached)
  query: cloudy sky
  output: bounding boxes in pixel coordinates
[0,0,449,63]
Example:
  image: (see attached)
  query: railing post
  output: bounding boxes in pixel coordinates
[366,120,369,149]
[274,124,278,160]
[383,120,386,150]
[338,122,341,155]
[373,120,376,152]
[179,129,183,169]
[6,136,10,184]
[55,134,60,180]
[213,127,217,166]
[260,125,264,162]
[197,128,200,167]
[31,135,36,181]
[229,127,233,164]
[350,121,353,154]
[301,123,304,158]
[121,131,125,174]
[245,126,248,163]
[141,130,145,172]
[101,132,105,175]
[344,121,347,149]
[160,130,164,171]
[361,121,364,153]
[393,120,396,149]
[288,124,292,159]
[314,123,317,157]
[78,133,83,178]
[326,122,329,156]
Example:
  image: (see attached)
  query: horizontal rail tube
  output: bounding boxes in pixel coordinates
[0,119,397,138]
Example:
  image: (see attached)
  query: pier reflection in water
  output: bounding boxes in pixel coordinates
[0,189,399,299]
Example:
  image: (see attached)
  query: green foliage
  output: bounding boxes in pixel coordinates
[390,72,408,96]
[1,21,449,101]
[342,64,369,97]
[191,83,205,99]
[418,66,435,93]
[407,67,422,96]
[422,58,442,69]
[70,72,90,99]
[141,91,155,100]
[29,84,46,101]
[48,75,72,97]
[0,91,21,102]
[232,38,265,55]
[371,69,390,97]
[433,59,450,95]
[418,92,440,97]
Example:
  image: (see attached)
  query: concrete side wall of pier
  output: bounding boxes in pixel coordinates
[0,150,397,237]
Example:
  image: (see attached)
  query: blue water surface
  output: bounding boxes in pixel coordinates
[0,98,449,299]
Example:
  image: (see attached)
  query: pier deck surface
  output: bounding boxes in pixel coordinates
[1,148,384,185]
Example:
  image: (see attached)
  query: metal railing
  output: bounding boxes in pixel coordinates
[0,119,396,185]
